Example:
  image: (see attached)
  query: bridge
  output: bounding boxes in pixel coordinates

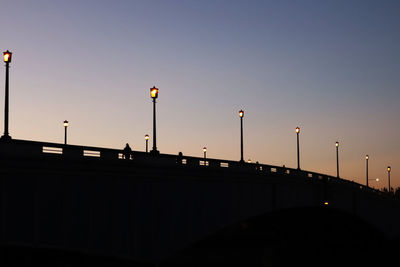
[0,139,399,266]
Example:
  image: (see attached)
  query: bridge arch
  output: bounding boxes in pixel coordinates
[165,207,388,266]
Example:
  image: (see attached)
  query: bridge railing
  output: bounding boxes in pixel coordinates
[0,139,385,196]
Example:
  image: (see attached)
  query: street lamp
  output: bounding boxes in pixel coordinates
[1,50,12,140]
[63,120,69,144]
[150,86,159,154]
[3,51,11,63]
[387,166,391,192]
[145,134,149,153]
[203,147,207,162]
[335,141,339,178]
[366,155,369,187]
[239,109,244,163]
[295,127,300,169]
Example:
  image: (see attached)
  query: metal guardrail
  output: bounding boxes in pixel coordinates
[0,138,386,196]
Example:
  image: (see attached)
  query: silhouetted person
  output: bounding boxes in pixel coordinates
[256,161,260,171]
[177,152,183,164]
[123,143,132,160]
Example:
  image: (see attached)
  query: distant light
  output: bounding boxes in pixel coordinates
[145,134,149,140]
[376,178,379,182]
[335,141,339,147]
[239,109,244,118]
[150,86,159,99]
[387,166,391,172]
[63,120,69,127]
[247,159,251,163]
[295,127,300,134]
[366,155,369,160]
[3,50,12,63]
[324,201,329,206]
[203,147,207,152]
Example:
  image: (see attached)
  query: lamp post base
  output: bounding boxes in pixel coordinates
[150,149,160,155]
[0,134,12,141]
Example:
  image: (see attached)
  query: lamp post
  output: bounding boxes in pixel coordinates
[387,166,391,192]
[366,155,369,187]
[63,120,69,144]
[145,134,149,153]
[150,86,159,154]
[1,50,12,140]
[203,147,207,162]
[296,127,300,169]
[239,109,244,163]
[335,141,339,178]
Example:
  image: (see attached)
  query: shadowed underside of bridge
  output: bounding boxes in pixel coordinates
[1,140,400,266]
[0,208,396,267]
[164,207,392,266]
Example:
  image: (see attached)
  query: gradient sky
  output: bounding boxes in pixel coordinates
[1,0,399,188]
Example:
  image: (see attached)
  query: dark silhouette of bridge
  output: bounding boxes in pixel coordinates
[0,139,399,266]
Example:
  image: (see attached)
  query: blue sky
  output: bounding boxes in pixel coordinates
[1,0,399,187]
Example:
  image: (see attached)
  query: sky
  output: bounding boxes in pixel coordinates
[1,0,399,188]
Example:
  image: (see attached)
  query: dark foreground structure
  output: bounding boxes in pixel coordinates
[0,139,399,266]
